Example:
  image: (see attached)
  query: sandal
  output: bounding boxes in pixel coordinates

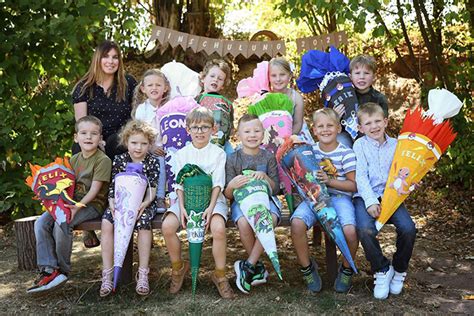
[99,267,114,297]
[83,231,100,248]
[136,267,150,296]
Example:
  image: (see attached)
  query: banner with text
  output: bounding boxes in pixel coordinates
[150,26,347,57]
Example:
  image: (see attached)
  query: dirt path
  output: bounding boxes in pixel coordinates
[1,182,472,314]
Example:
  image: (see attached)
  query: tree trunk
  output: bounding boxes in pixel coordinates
[15,216,39,271]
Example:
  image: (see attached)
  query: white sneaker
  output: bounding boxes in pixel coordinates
[373,265,394,300]
[390,270,407,295]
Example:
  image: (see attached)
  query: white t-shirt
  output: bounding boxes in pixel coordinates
[135,100,163,147]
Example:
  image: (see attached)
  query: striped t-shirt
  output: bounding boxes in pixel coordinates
[312,142,356,196]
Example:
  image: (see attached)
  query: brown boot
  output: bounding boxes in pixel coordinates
[211,272,236,299]
[169,261,189,294]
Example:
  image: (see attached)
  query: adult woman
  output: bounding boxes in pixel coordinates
[72,40,137,247]
[72,40,137,159]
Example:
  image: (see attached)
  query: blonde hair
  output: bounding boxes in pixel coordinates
[132,69,170,118]
[312,108,341,126]
[350,54,377,73]
[75,115,103,134]
[269,57,293,76]
[119,120,157,147]
[357,102,386,122]
[185,107,214,127]
[73,41,128,102]
[200,59,232,87]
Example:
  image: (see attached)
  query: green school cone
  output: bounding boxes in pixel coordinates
[176,164,212,299]
[285,194,295,215]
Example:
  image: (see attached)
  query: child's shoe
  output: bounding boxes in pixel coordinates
[211,272,236,299]
[251,260,269,286]
[301,259,322,293]
[373,265,394,300]
[234,260,255,294]
[334,264,353,293]
[136,267,150,296]
[27,269,68,294]
[389,270,407,295]
[99,267,114,297]
[169,261,189,294]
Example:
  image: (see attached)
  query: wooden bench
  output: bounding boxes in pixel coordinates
[74,212,337,284]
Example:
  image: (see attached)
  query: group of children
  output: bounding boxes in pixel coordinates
[29,53,416,302]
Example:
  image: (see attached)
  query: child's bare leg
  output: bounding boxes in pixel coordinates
[210,214,227,270]
[237,217,255,254]
[342,224,358,269]
[291,218,311,267]
[162,214,181,263]
[137,229,153,268]
[247,213,278,265]
[101,220,114,269]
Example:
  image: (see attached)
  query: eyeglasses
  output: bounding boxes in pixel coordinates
[189,125,212,133]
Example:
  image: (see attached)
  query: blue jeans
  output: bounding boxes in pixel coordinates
[35,206,100,274]
[354,197,416,273]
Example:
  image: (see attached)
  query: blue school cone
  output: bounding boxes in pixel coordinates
[113,266,121,291]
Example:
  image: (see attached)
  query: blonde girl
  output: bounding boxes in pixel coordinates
[132,69,171,212]
[100,120,161,297]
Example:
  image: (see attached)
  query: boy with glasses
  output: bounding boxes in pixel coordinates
[161,107,235,299]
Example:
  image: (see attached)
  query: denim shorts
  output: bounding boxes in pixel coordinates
[331,194,356,227]
[290,194,355,229]
[290,201,316,230]
[231,196,282,225]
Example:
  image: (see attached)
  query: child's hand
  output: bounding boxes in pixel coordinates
[137,201,150,220]
[367,204,381,218]
[154,147,166,157]
[65,204,83,220]
[252,171,266,181]
[108,199,115,219]
[333,104,346,118]
[180,207,188,227]
[229,175,249,189]
[316,170,330,184]
[202,207,212,233]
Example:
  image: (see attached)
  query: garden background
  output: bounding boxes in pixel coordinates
[0,0,472,313]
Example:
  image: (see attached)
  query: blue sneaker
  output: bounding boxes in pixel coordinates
[334,265,353,293]
[301,259,322,293]
[234,260,254,294]
[251,261,269,286]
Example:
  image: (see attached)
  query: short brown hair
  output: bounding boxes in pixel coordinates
[185,107,214,127]
[357,102,386,122]
[75,115,103,134]
[237,114,260,130]
[200,59,232,86]
[312,108,341,126]
[119,120,157,147]
[350,54,377,73]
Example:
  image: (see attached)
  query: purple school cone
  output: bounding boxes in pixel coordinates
[176,164,212,299]
[113,163,148,290]
[233,170,282,279]
[276,138,357,273]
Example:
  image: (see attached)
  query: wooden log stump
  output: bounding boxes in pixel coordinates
[15,216,39,271]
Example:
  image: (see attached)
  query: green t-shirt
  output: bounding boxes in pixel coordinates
[70,149,112,213]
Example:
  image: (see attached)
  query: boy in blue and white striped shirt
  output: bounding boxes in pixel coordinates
[290,108,358,294]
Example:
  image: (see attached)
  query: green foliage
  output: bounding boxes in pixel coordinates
[0,0,145,219]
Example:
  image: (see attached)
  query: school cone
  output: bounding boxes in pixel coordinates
[377,89,462,230]
[113,163,148,291]
[176,164,212,299]
[276,137,357,272]
[233,170,282,280]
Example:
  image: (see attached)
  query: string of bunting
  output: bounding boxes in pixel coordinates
[150,25,347,58]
